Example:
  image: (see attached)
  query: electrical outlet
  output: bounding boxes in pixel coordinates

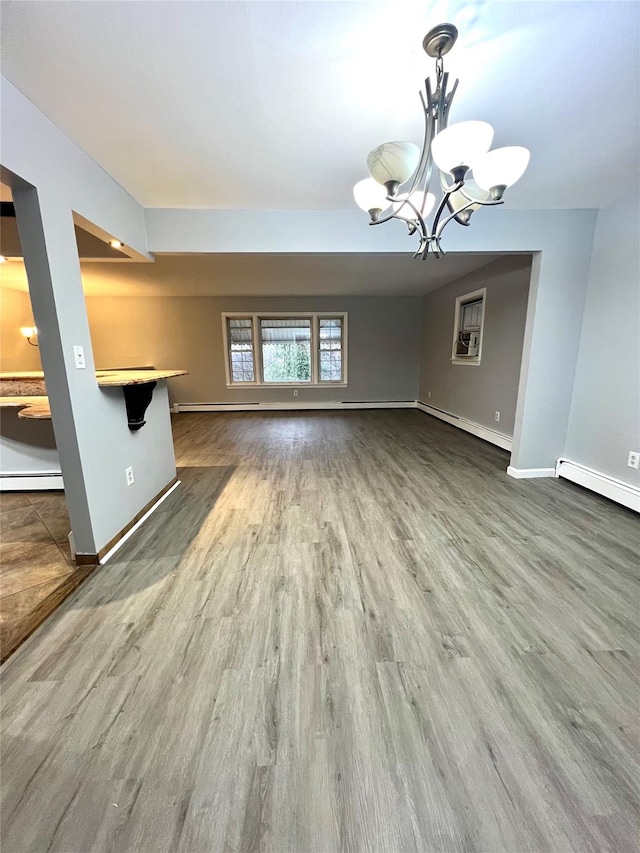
[627,451,640,470]
[125,466,134,486]
[73,345,86,369]
[495,411,500,422]
[293,389,299,397]
[428,391,432,399]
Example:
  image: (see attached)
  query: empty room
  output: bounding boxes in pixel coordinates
[0,1,638,852]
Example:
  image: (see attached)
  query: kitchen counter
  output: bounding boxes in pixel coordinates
[0,370,187,423]
[95,369,188,387]
[0,369,187,387]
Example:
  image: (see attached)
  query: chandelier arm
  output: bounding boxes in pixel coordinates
[417,72,459,203]
[413,235,428,260]
[396,196,428,236]
[432,237,444,259]
[368,192,426,230]
[429,179,463,241]
[443,78,458,119]
[403,81,436,203]
[434,198,479,241]
[368,209,399,226]
[435,196,506,241]
[416,85,437,203]
[369,195,429,250]
[437,71,449,118]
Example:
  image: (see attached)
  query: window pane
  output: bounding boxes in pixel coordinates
[319,318,343,382]
[228,318,255,382]
[455,297,483,357]
[260,318,311,383]
[461,299,482,329]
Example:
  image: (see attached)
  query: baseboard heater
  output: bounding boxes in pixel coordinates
[175,401,414,412]
[0,472,64,491]
[555,459,640,513]
[415,400,512,452]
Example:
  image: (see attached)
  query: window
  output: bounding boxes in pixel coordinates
[223,313,347,386]
[228,318,256,382]
[261,318,312,383]
[452,288,485,364]
[319,318,343,382]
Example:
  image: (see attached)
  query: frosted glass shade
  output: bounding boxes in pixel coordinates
[353,178,389,213]
[447,180,491,212]
[367,142,420,186]
[431,121,494,175]
[472,146,530,191]
[393,191,436,220]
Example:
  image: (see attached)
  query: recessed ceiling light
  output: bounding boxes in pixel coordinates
[109,240,124,249]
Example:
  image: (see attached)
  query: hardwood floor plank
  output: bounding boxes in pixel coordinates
[1,410,638,852]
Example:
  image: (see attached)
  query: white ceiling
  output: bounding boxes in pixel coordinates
[1,1,638,211]
[0,252,517,297]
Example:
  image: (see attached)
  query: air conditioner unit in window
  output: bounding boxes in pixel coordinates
[457,330,479,357]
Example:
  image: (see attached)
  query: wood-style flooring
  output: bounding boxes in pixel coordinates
[0,492,94,663]
[1,410,639,852]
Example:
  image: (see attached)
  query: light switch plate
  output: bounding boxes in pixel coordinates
[73,345,86,369]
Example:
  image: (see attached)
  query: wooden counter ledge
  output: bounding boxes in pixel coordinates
[0,369,188,385]
[0,396,50,407]
[18,404,53,420]
[0,370,188,426]
[96,369,188,387]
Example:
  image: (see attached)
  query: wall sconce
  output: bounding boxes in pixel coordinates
[20,326,38,347]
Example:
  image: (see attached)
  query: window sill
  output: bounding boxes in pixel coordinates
[451,359,481,366]
[226,383,348,389]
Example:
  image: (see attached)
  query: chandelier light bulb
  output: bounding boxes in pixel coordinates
[431,121,494,177]
[393,191,436,220]
[353,178,390,214]
[472,146,531,193]
[367,142,420,188]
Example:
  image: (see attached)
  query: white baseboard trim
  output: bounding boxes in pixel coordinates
[99,480,182,564]
[0,473,64,491]
[415,401,512,452]
[176,401,415,412]
[555,459,640,512]
[506,466,556,479]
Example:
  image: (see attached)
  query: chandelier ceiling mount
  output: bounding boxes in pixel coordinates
[422,22,458,58]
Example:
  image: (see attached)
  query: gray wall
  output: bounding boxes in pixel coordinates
[418,256,532,437]
[4,77,172,555]
[564,190,640,485]
[84,295,423,405]
[0,411,60,475]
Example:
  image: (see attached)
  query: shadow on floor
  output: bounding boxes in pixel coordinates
[0,465,235,663]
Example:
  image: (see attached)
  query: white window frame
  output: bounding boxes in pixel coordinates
[451,288,486,366]
[222,312,348,387]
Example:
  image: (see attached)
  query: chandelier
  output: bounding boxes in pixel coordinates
[353,24,530,259]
